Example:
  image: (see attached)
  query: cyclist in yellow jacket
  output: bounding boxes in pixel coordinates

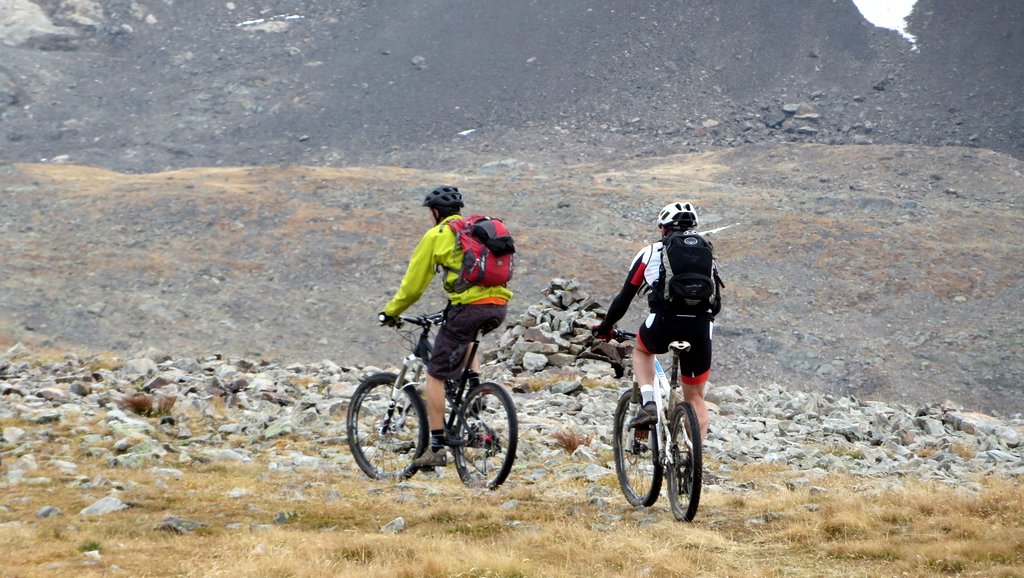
[379,185,513,468]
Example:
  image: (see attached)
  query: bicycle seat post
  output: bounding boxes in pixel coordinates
[460,338,482,387]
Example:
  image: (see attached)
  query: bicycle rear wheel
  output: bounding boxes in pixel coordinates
[346,372,428,479]
[667,401,703,521]
[612,390,662,507]
[451,382,518,489]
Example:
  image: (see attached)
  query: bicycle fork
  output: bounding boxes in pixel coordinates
[624,383,642,453]
[378,354,422,436]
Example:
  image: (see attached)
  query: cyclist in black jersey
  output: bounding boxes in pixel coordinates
[592,202,721,440]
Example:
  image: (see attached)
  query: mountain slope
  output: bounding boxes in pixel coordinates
[0,1,1021,171]
[2,143,1021,413]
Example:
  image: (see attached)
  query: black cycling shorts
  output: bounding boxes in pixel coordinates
[636,313,713,383]
[427,303,508,380]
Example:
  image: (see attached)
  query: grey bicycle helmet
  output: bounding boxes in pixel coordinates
[422,185,464,209]
[657,201,699,230]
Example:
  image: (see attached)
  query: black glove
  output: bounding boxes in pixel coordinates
[378,311,400,327]
[591,323,613,341]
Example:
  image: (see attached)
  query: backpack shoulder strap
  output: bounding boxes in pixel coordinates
[443,215,470,232]
[701,234,714,252]
[659,237,675,302]
[437,217,466,275]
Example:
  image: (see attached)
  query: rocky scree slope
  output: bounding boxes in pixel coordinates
[1,289,1022,505]
[0,0,1021,171]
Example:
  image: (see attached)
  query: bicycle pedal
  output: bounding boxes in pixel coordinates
[445,437,468,447]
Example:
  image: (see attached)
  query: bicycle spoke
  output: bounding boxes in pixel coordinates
[667,401,703,521]
[347,373,428,480]
[452,383,517,489]
[613,391,662,507]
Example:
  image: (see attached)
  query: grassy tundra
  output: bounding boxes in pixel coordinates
[1,437,1021,578]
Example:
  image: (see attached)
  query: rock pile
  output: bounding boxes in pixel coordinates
[489,278,632,377]
[703,384,1024,485]
[1,282,1022,505]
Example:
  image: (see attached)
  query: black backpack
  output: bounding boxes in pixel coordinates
[653,231,722,314]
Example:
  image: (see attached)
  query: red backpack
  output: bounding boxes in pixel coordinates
[445,215,516,292]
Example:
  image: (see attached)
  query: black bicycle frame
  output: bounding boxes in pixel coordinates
[442,339,481,432]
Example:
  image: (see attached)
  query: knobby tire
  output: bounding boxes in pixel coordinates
[612,390,662,507]
[451,382,518,489]
[667,401,703,521]
[346,372,428,480]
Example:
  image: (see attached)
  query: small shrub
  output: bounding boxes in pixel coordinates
[522,375,562,392]
[820,512,872,540]
[581,377,615,389]
[927,558,968,573]
[155,393,176,415]
[118,392,153,415]
[117,392,176,417]
[551,429,591,453]
[951,442,975,459]
[727,495,747,508]
[85,353,121,372]
[336,544,375,563]
[77,540,101,553]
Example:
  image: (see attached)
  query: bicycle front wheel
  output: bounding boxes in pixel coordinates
[613,390,662,507]
[451,382,518,489]
[667,401,703,521]
[346,372,428,480]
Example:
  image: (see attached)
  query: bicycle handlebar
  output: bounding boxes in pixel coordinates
[397,311,445,328]
[608,329,686,351]
[613,329,636,341]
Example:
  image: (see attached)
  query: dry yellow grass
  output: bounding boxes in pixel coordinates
[1,445,1020,578]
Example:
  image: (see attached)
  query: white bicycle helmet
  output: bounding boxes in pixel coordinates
[657,202,699,230]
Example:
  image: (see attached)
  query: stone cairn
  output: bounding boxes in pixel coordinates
[485,277,634,381]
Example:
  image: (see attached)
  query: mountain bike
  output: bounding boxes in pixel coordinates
[609,330,702,521]
[346,311,518,489]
